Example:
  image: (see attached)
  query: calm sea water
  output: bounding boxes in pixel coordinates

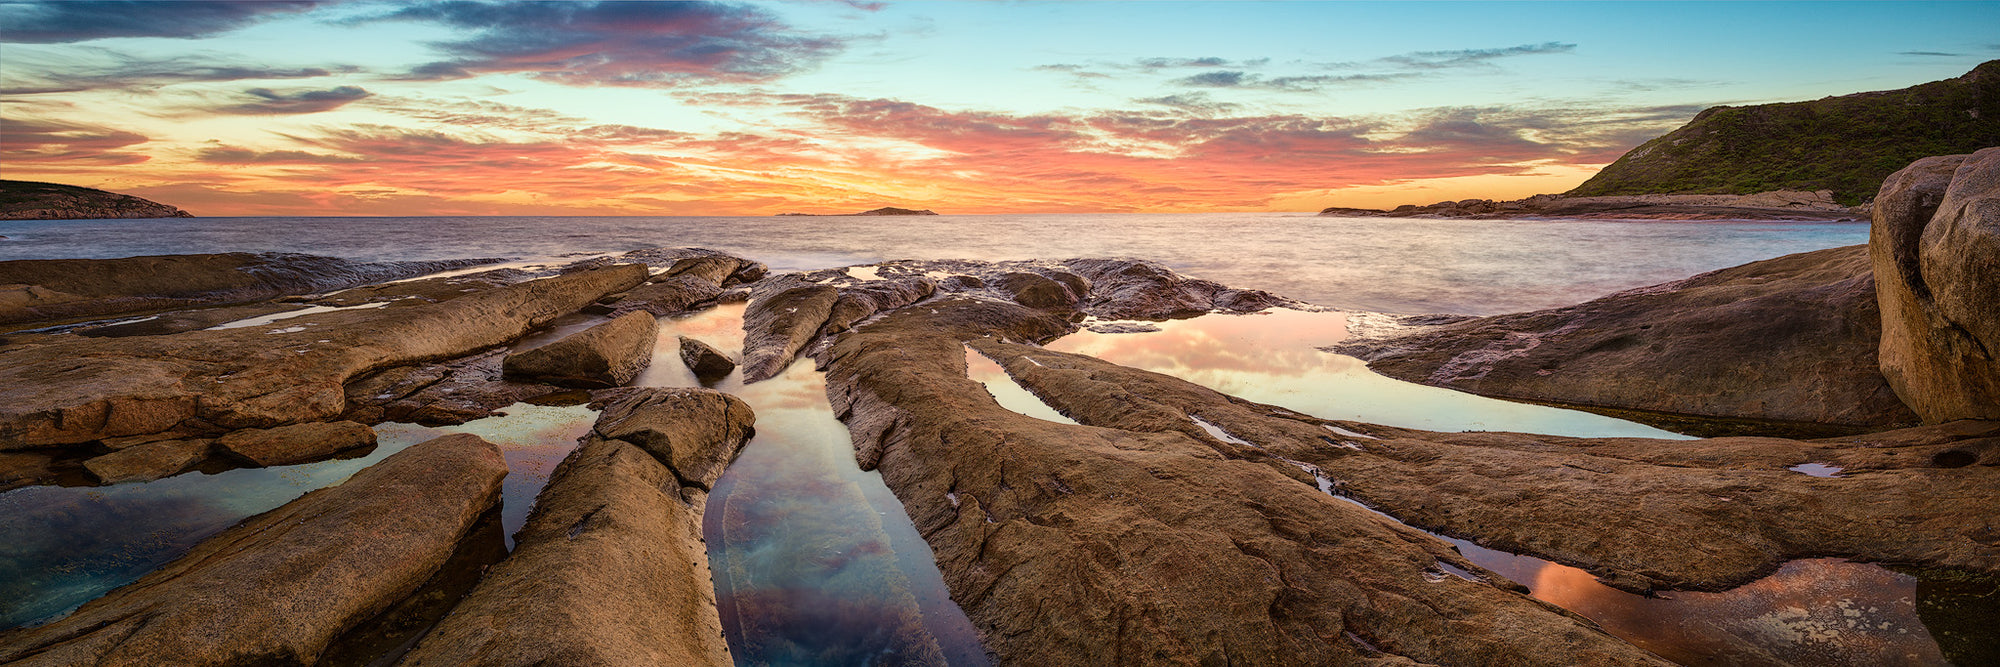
[0,214,1870,315]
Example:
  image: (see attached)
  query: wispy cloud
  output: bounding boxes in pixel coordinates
[214,86,371,115]
[356,1,844,86]
[1382,42,1577,70]
[0,116,151,166]
[0,1,320,43]
[1897,51,1961,57]
[0,49,350,95]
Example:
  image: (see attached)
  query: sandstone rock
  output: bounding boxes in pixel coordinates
[727,262,767,285]
[0,252,494,329]
[401,389,752,667]
[83,437,212,483]
[978,337,2000,594]
[1874,148,2000,421]
[502,311,658,388]
[816,297,1668,665]
[0,433,507,666]
[678,335,736,383]
[740,284,839,382]
[0,263,647,447]
[611,276,723,316]
[1328,245,1917,431]
[662,256,742,284]
[342,349,563,426]
[998,271,1081,310]
[0,451,58,492]
[218,421,376,468]
[1061,258,1286,319]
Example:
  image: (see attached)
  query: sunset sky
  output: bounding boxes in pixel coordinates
[2,1,1996,216]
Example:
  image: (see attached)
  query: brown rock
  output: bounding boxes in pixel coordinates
[678,335,736,383]
[612,275,723,316]
[979,337,2000,593]
[1874,148,2000,421]
[401,389,753,667]
[342,349,562,426]
[83,437,212,483]
[0,252,494,329]
[740,284,839,382]
[817,297,1667,665]
[0,451,58,492]
[662,256,742,284]
[997,272,1080,310]
[217,421,376,467]
[0,433,507,666]
[0,263,648,448]
[1061,258,1285,319]
[1329,245,1917,431]
[502,310,658,388]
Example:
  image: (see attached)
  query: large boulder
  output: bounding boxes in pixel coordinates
[0,434,507,666]
[1329,245,1917,432]
[401,389,753,667]
[1874,148,2000,421]
[502,311,658,388]
[0,263,648,448]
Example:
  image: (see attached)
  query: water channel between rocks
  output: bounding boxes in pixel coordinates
[3,294,1989,666]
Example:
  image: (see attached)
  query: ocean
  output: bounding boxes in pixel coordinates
[0,213,1870,315]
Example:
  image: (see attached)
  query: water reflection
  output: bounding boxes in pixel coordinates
[0,404,598,630]
[963,345,1079,426]
[650,304,989,666]
[0,438,421,629]
[376,403,598,546]
[1050,308,1688,439]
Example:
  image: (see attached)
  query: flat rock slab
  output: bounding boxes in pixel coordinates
[218,420,376,467]
[503,310,658,388]
[818,298,1667,666]
[84,437,213,483]
[977,337,2000,593]
[0,263,647,448]
[403,388,753,667]
[0,433,507,666]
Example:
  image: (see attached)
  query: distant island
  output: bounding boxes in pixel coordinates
[776,207,939,216]
[1,180,194,220]
[1325,59,1999,219]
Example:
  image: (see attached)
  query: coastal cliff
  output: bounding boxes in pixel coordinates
[1571,60,2000,204]
[0,180,193,220]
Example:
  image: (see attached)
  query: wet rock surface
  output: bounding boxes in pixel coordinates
[816,298,1669,666]
[0,252,496,330]
[1328,245,1917,432]
[82,437,212,483]
[216,420,376,468]
[0,262,646,447]
[342,348,565,426]
[502,311,658,388]
[679,335,736,383]
[403,389,753,667]
[1874,148,2000,422]
[0,433,506,666]
[977,338,2000,594]
[737,258,1292,383]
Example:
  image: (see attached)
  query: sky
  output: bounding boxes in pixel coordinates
[1,1,1996,216]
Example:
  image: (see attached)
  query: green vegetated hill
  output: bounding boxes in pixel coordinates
[1570,60,2000,204]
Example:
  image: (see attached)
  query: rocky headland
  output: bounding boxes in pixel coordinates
[1321,60,1998,221]
[0,180,194,220]
[776,206,939,216]
[1319,189,1868,221]
[0,151,1996,665]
